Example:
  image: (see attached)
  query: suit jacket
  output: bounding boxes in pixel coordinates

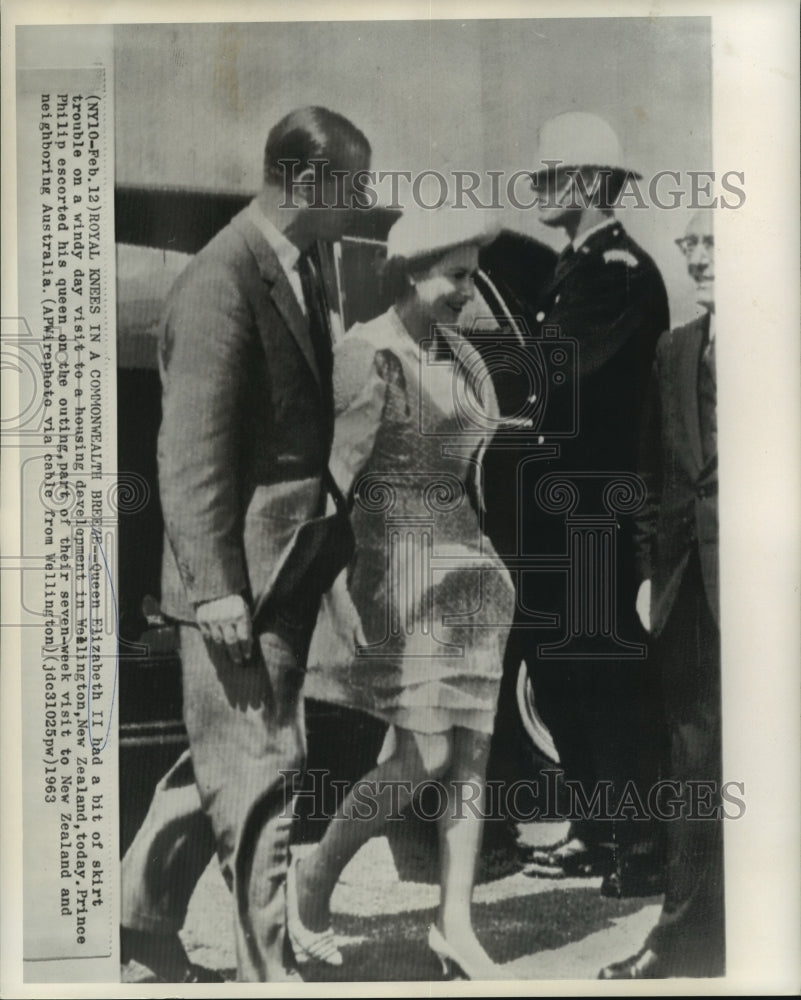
[158,201,351,627]
[634,312,719,635]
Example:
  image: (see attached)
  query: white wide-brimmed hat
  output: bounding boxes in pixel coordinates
[531,111,641,180]
[386,201,500,263]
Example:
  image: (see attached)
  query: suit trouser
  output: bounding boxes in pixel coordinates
[520,505,664,858]
[122,616,313,981]
[528,650,664,855]
[645,551,725,976]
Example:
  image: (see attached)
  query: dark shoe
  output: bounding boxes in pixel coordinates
[181,963,225,983]
[121,927,223,983]
[479,820,532,880]
[598,946,666,979]
[528,835,585,868]
[526,837,612,878]
[527,833,570,861]
[601,864,665,899]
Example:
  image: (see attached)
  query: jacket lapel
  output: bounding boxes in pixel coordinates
[233,208,321,388]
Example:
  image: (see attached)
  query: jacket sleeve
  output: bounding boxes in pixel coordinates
[157,258,257,608]
[633,342,664,584]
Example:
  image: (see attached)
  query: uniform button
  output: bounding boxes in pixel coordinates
[554,294,561,304]
[537,435,545,445]
[536,310,545,322]
[697,486,707,498]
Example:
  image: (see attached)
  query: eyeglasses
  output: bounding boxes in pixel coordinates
[675,234,714,255]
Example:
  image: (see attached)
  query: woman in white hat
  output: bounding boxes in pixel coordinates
[289,204,515,979]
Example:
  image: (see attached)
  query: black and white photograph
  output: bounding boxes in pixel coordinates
[2,2,799,995]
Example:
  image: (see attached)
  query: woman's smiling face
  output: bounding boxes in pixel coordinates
[410,244,479,330]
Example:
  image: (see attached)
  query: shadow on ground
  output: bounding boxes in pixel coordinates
[386,811,552,884]
[299,886,650,982]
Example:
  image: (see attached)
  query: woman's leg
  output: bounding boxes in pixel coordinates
[436,727,493,953]
[296,727,452,931]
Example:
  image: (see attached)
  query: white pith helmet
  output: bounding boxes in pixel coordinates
[532,111,641,180]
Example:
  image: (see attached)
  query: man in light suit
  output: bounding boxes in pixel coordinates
[121,107,371,982]
[600,210,724,978]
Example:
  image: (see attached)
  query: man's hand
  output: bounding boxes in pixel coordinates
[636,579,652,633]
[196,594,253,666]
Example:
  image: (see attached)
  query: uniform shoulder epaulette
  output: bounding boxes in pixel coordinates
[602,248,639,267]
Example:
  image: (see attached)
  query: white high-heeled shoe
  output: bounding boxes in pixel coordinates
[286,857,343,967]
[427,924,507,980]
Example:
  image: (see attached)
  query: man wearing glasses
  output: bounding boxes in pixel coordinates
[599,210,724,978]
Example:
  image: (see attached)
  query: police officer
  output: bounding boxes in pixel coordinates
[521,112,669,894]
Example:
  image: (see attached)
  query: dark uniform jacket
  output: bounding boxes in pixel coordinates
[533,220,669,468]
[634,312,718,635]
[157,202,351,627]
[521,220,670,629]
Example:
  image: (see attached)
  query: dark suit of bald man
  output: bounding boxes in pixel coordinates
[632,309,724,976]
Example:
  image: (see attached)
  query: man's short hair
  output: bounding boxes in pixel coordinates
[263,106,371,190]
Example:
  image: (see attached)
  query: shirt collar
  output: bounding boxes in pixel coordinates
[247,198,301,276]
[572,216,617,251]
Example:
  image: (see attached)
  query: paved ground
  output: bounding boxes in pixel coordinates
[174,820,661,983]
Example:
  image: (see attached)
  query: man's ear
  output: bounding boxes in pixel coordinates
[581,166,609,209]
[294,165,320,209]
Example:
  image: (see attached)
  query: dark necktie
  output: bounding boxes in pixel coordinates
[297,249,354,529]
[553,244,576,283]
[698,331,717,463]
[297,248,334,439]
